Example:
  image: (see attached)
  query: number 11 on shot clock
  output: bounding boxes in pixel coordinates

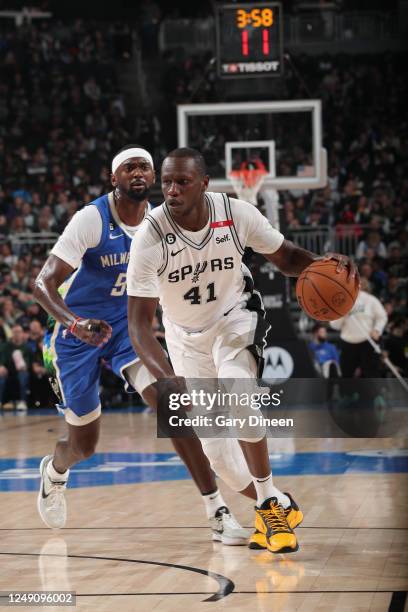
[215,2,283,78]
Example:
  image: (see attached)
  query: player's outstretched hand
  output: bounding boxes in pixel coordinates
[323,252,360,287]
[73,319,112,347]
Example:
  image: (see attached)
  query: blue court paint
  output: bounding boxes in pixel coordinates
[0,450,407,492]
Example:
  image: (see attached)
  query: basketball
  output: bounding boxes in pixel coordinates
[296,259,358,321]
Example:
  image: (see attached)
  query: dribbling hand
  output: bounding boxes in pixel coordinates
[323,252,360,288]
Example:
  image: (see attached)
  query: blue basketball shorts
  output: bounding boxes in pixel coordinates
[43,317,153,425]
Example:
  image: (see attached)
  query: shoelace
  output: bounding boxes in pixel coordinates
[47,481,66,511]
[223,513,248,535]
[258,503,290,533]
[223,513,242,529]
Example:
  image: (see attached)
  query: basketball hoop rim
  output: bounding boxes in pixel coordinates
[228,167,268,189]
[228,167,268,204]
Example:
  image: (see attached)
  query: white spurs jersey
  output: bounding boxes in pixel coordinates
[127,192,284,332]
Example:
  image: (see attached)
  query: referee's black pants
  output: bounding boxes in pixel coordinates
[340,340,381,378]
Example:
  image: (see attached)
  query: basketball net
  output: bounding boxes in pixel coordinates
[229,160,267,205]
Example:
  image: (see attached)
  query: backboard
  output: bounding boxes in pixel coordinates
[177,99,327,193]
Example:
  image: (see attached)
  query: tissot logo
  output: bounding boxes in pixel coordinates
[222,61,280,74]
[263,347,294,382]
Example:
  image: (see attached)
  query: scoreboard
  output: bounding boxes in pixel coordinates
[215,2,283,79]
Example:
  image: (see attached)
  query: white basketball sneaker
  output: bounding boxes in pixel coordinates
[37,456,68,529]
[211,506,250,545]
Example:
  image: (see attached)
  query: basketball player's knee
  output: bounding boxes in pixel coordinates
[218,350,266,440]
[69,437,97,460]
[217,348,258,379]
[78,438,98,459]
[69,428,99,460]
[201,439,252,492]
[125,363,157,401]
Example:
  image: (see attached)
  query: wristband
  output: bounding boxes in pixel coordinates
[68,317,82,335]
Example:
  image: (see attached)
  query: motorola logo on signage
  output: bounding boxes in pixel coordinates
[215,2,283,79]
[263,346,294,382]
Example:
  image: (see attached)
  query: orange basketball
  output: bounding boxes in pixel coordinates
[296,259,358,321]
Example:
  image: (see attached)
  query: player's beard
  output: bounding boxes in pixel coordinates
[126,185,151,202]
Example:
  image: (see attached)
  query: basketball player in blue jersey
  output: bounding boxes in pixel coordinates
[33,145,250,545]
[127,147,358,554]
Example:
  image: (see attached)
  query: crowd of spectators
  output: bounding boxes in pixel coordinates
[284,54,407,331]
[0,17,406,407]
[0,17,131,238]
[0,18,133,409]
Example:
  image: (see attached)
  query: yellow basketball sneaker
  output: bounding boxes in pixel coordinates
[250,496,299,553]
[284,492,303,531]
[249,493,303,550]
[248,530,267,550]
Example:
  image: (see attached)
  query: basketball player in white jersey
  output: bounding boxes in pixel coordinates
[34,145,251,546]
[127,147,358,554]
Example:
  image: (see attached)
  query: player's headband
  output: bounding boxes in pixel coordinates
[111,148,154,174]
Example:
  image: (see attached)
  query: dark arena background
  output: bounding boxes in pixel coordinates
[0,1,407,610]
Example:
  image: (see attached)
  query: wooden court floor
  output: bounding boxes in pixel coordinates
[0,410,407,612]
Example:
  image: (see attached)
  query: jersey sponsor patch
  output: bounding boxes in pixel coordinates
[215,233,230,244]
[210,220,233,228]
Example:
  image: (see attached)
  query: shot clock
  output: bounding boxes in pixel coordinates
[215,2,283,78]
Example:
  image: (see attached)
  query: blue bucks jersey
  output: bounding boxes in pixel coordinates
[43,194,147,412]
[60,194,132,325]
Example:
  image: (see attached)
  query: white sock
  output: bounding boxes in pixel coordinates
[253,473,290,508]
[202,489,227,519]
[47,459,69,482]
